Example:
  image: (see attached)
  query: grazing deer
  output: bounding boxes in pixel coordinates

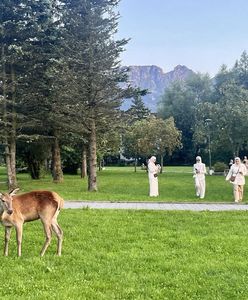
[0,189,64,257]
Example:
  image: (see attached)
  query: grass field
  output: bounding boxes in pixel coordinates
[1,209,248,299]
[0,166,245,202]
[1,167,248,299]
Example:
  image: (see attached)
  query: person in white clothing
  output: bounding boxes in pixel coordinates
[147,156,161,197]
[193,156,207,199]
[243,156,248,170]
[226,157,247,202]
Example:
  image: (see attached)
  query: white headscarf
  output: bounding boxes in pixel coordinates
[150,156,156,163]
[196,156,202,163]
[234,157,241,165]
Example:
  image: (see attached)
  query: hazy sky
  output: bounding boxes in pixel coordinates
[116,0,248,76]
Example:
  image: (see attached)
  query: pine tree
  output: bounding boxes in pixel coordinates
[0,0,34,188]
[233,50,248,89]
[126,88,150,124]
[62,0,129,191]
[18,0,71,182]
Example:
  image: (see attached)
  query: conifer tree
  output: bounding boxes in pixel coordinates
[0,0,33,188]
[17,0,71,182]
[126,88,150,124]
[62,0,129,191]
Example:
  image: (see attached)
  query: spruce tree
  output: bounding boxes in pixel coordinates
[18,0,69,182]
[126,89,150,124]
[0,0,33,188]
[62,0,129,191]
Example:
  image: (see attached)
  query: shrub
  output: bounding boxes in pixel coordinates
[213,162,228,172]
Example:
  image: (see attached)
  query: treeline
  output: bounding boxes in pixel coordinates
[0,0,131,190]
[158,51,248,166]
[0,0,182,191]
[4,0,244,190]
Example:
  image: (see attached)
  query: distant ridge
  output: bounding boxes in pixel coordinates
[122,64,194,112]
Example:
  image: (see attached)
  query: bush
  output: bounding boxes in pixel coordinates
[213,162,228,172]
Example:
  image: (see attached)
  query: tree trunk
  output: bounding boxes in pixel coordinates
[81,147,87,179]
[234,144,240,158]
[87,119,97,191]
[51,138,63,183]
[134,155,137,172]
[5,140,18,190]
[98,158,104,171]
[160,155,164,173]
[3,54,18,190]
[26,155,41,179]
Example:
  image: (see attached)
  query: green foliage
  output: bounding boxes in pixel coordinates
[61,0,130,190]
[126,88,151,124]
[123,116,181,160]
[158,74,213,163]
[194,56,248,157]
[233,50,248,88]
[213,162,228,172]
[159,52,248,163]
[123,118,154,158]
[61,146,80,175]
[1,0,130,189]
[152,116,182,156]
[2,1,248,180]
[97,129,121,159]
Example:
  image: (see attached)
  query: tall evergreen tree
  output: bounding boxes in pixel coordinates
[62,0,129,191]
[233,50,248,88]
[0,0,34,188]
[126,88,150,124]
[19,0,67,182]
[14,0,82,182]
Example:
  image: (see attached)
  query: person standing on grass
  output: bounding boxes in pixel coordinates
[243,156,248,170]
[148,156,161,197]
[193,156,207,199]
[226,157,247,203]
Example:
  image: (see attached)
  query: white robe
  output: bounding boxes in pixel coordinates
[226,163,247,202]
[226,163,247,185]
[148,161,159,197]
[193,162,206,199]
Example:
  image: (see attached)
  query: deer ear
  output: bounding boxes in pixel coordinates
[9,188,19,196]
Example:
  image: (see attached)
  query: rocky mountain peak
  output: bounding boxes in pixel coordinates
[122,64,194,112]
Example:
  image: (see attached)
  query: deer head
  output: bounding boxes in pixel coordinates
[0,188,19,215]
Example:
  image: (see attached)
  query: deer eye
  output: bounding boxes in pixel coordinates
[1,199,5,203]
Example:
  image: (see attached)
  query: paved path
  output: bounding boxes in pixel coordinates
[64,201,248,211]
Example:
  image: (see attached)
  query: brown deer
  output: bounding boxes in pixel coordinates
[0,189,64,257]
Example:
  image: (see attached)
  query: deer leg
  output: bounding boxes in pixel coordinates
[51,221,63,256]
[4,227,12,256]
[15,224,23,257]
[40,222,52,257]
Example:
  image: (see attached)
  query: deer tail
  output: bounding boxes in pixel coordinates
[52,192,64,210]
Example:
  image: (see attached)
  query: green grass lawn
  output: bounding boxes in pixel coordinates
[0,166,244,202]
[1,209,248,299]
